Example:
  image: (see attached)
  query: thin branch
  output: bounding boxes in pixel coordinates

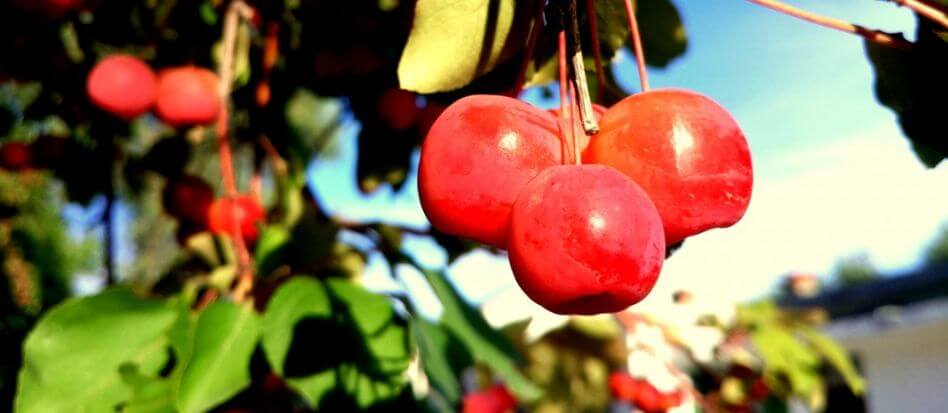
[513,1,546,95]
[217,0,256,302]
[891,0,948,31]
[586,0,607,100]
[557,30,577,164]
[745,0,913,50]
[622,0,650,91]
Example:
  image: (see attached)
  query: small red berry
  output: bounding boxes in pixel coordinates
[207,195,265,242]
[376,88,419,131]
[462,385,516,413]
[162,175,214,225]
[0,142,32,171]
[86,55,157,120]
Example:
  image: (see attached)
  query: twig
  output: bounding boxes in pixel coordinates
[565,0,599,134]
[745,0,913,50]
[622,0,650,91]
[513,1,546,95]
[217,0,256,302]
[586,0,607,99]
[557,30,575,164]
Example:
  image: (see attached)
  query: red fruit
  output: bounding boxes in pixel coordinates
[609,372,641,401]
[417,102,445,138]
[0,142,32,171]
[508,165,664,315]
[584,89,753,245]
[208,195,265,242]
[155,67,221,127]
[376,88,419,131]
[418,95,563,248]
[162,175,214,224]
[13,0,86,17]
[748,378,769,400]
[86,55,157,120]
[462,385,516,413]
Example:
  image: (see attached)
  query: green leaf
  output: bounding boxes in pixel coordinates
[261,277,412,409]
[864,20,948,163]
[176,301,259,413]
[798,329,866,395]
[260,277,331,375]
[750,326,821,397]
[637,0,688,68]
[15,289,176,413]
[419,267,542,402]
[411,319,472,404]
[254,226,292,277]
[119,365,175,413]
[398,0,537,93]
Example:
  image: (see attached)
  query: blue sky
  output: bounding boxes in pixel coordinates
[305,0,948,319]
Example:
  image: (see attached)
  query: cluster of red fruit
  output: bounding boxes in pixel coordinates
[86,54,265,243]
[419,89,752,315]
[609,372,685,413]
[86,54,221,126]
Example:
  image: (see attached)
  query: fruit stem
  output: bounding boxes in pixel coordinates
[586,0,607,100]
[565,0,600,135]
[568,83,583,165]
[513,1,546,96]
[217,0,256,302]
[557,30,575,164]
[891,0,948,30]
[745,0,913,50]
[622,0,650,91]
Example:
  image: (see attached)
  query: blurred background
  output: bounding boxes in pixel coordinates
[1,0,946,412]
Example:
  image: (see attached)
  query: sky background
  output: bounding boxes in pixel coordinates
[72,1,948,316]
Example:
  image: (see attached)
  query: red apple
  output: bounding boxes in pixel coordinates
[208,195,265,242]
[418,95,563,248]
[508,164,664,314]
[376,88,418,131]
[609,372,642,401]
[162,175,214,225]
[86,55,156,120]
[155,66,221,127]
[584,89,753,245]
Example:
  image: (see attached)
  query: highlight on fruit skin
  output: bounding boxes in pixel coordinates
[154,66,222,127]
[584,88,753,245]
[418,94,562,248]
[508,164,665,315]
[86,54,157,120]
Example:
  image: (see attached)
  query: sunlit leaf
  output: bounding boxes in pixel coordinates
[15,289,176,413]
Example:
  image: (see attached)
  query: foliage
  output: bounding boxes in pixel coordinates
[832,253,879,287]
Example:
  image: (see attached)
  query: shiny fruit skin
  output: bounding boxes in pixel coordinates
[508,165,664,315]
[155,67,221,127]
[584,88,753,245]
[86,55,157,120]
[419,95,563,248]
[207,195,265,242]
[376,88,419,131]
[162,175,214,225]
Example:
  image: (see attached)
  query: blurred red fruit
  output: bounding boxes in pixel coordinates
[462,385,516,413]
[162,175,214,225]
[86,55,157,120]
[155,66,221,127]
[417,102,446,139]
[208,195,265,242]
[376,88,419,131]
[0,142,32,171]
